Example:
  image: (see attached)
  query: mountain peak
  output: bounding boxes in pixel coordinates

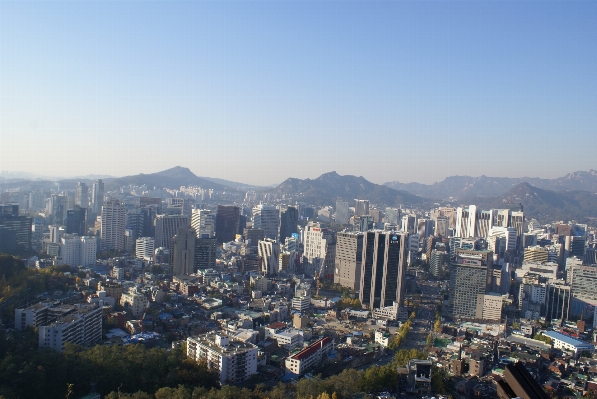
[156,166,197,179]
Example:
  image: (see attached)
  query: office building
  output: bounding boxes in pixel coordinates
[155,214,189,249]
[125,209,145,240]
[195,237,217,270]
[401,215,416,234]
[191,208,215,239]
[335,200,350,225]
[244,228,265,246]
[447,256,488,320]
[170,227,196,276]
[38,304,102,351]
[523,246,550,263]
[279,206,298,243]
[65,206,87,236]
[135,237,155,261]
[0,206,32,256]
[354,199,370,217]
[252,204,279,240]
[90,179,104,215]
[385,207,401,226]
[100,199,126,251]
[74,182,88,207]
[545,281,571,323]
[258,238,280,276]
[334,232,364,291]
[215,205,240,243]
[434,216,449,237]
[359,231,408,311]
[429,249,449,278]
[303,222,336,280]
[568,263,597,301]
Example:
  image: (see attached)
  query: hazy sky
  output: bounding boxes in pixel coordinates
[1,1,596,186]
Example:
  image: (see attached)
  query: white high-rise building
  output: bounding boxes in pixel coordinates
[136,237,155,261]
[100,199,126,251]
[91,179,104,215]
[187,333,258,384]
[335,200,350,225]
[252,204,279,240]
[155,214,189,248]
[59,235,97,267]
[191,209,215,238]
[258,238,280,276]
[38,304,102,351]
[303,222,336,279]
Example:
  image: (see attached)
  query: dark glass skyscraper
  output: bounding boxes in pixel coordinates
[0,204,32,256]
[65,206,87,236]
[359,231,408,310]
[215,205,240,244]
[279,206,298,243]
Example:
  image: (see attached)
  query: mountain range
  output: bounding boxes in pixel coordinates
[459,183,597,223]
[272,171,425,207]
[384,170,597,199]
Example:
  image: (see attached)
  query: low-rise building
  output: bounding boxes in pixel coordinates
[292,296,310,312]
[120,290,149,318]
[264,322,304,350]
[285,337,334,375]
[541,330,595,358]
[187,333,258,384]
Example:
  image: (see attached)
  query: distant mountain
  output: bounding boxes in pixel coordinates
[273,171,425,207]
[104,166,228,191]
[384,169,597,199]
[461,183,597,223]
[198,177,267,191]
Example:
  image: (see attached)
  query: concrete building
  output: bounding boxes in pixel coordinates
[292,296,310,312]
[135,237,155,261]
[285,337,334,376]
[303,222,336,280]
[334,232,364,291]
[187,333,258,384]
[258,238,280,276]
[170,227,196,276]
[195,237,217,270]
[359,231,408,311]
[482,293,503,321]
[38,304,102,351]
[155,214,189,249]
[447,257,487,320]
[120,290,149,318]
[75,182,88,208]
[15,302,77,331]
[100,199,126,251]
[264,322,304,350]
[542,330,594,358]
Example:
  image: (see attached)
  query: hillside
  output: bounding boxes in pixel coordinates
[385,169,597,199]
[273,171,426,207]
[460,183,597,223]
[103,166,229,191]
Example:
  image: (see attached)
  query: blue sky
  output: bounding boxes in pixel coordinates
[1,1,596,186]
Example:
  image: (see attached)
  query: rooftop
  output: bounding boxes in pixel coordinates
[543,331,594,348]
[290,337,333,361]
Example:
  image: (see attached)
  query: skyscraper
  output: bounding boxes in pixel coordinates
[155,214,189,248]
[0,204,32,256]
[65,206,87,236]
[447,256,488,319]
[75,182,88,208]
[191,209,215,238]
[354,199,370,217]
[91,180,104,215]
[334,232,364,291]
[195,237,217,270]
[170,227,196,276]
[384,207,401,226]
[359,231,408,310]
[215,205,240,244]
[279,206,298,243]
[100,199,126,251]
[303,222,336,280]
[252,204,279,240]
[258,238,280,276]
[335,200,350,225]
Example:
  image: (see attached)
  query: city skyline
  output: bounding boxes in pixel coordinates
[2,1,596,186]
